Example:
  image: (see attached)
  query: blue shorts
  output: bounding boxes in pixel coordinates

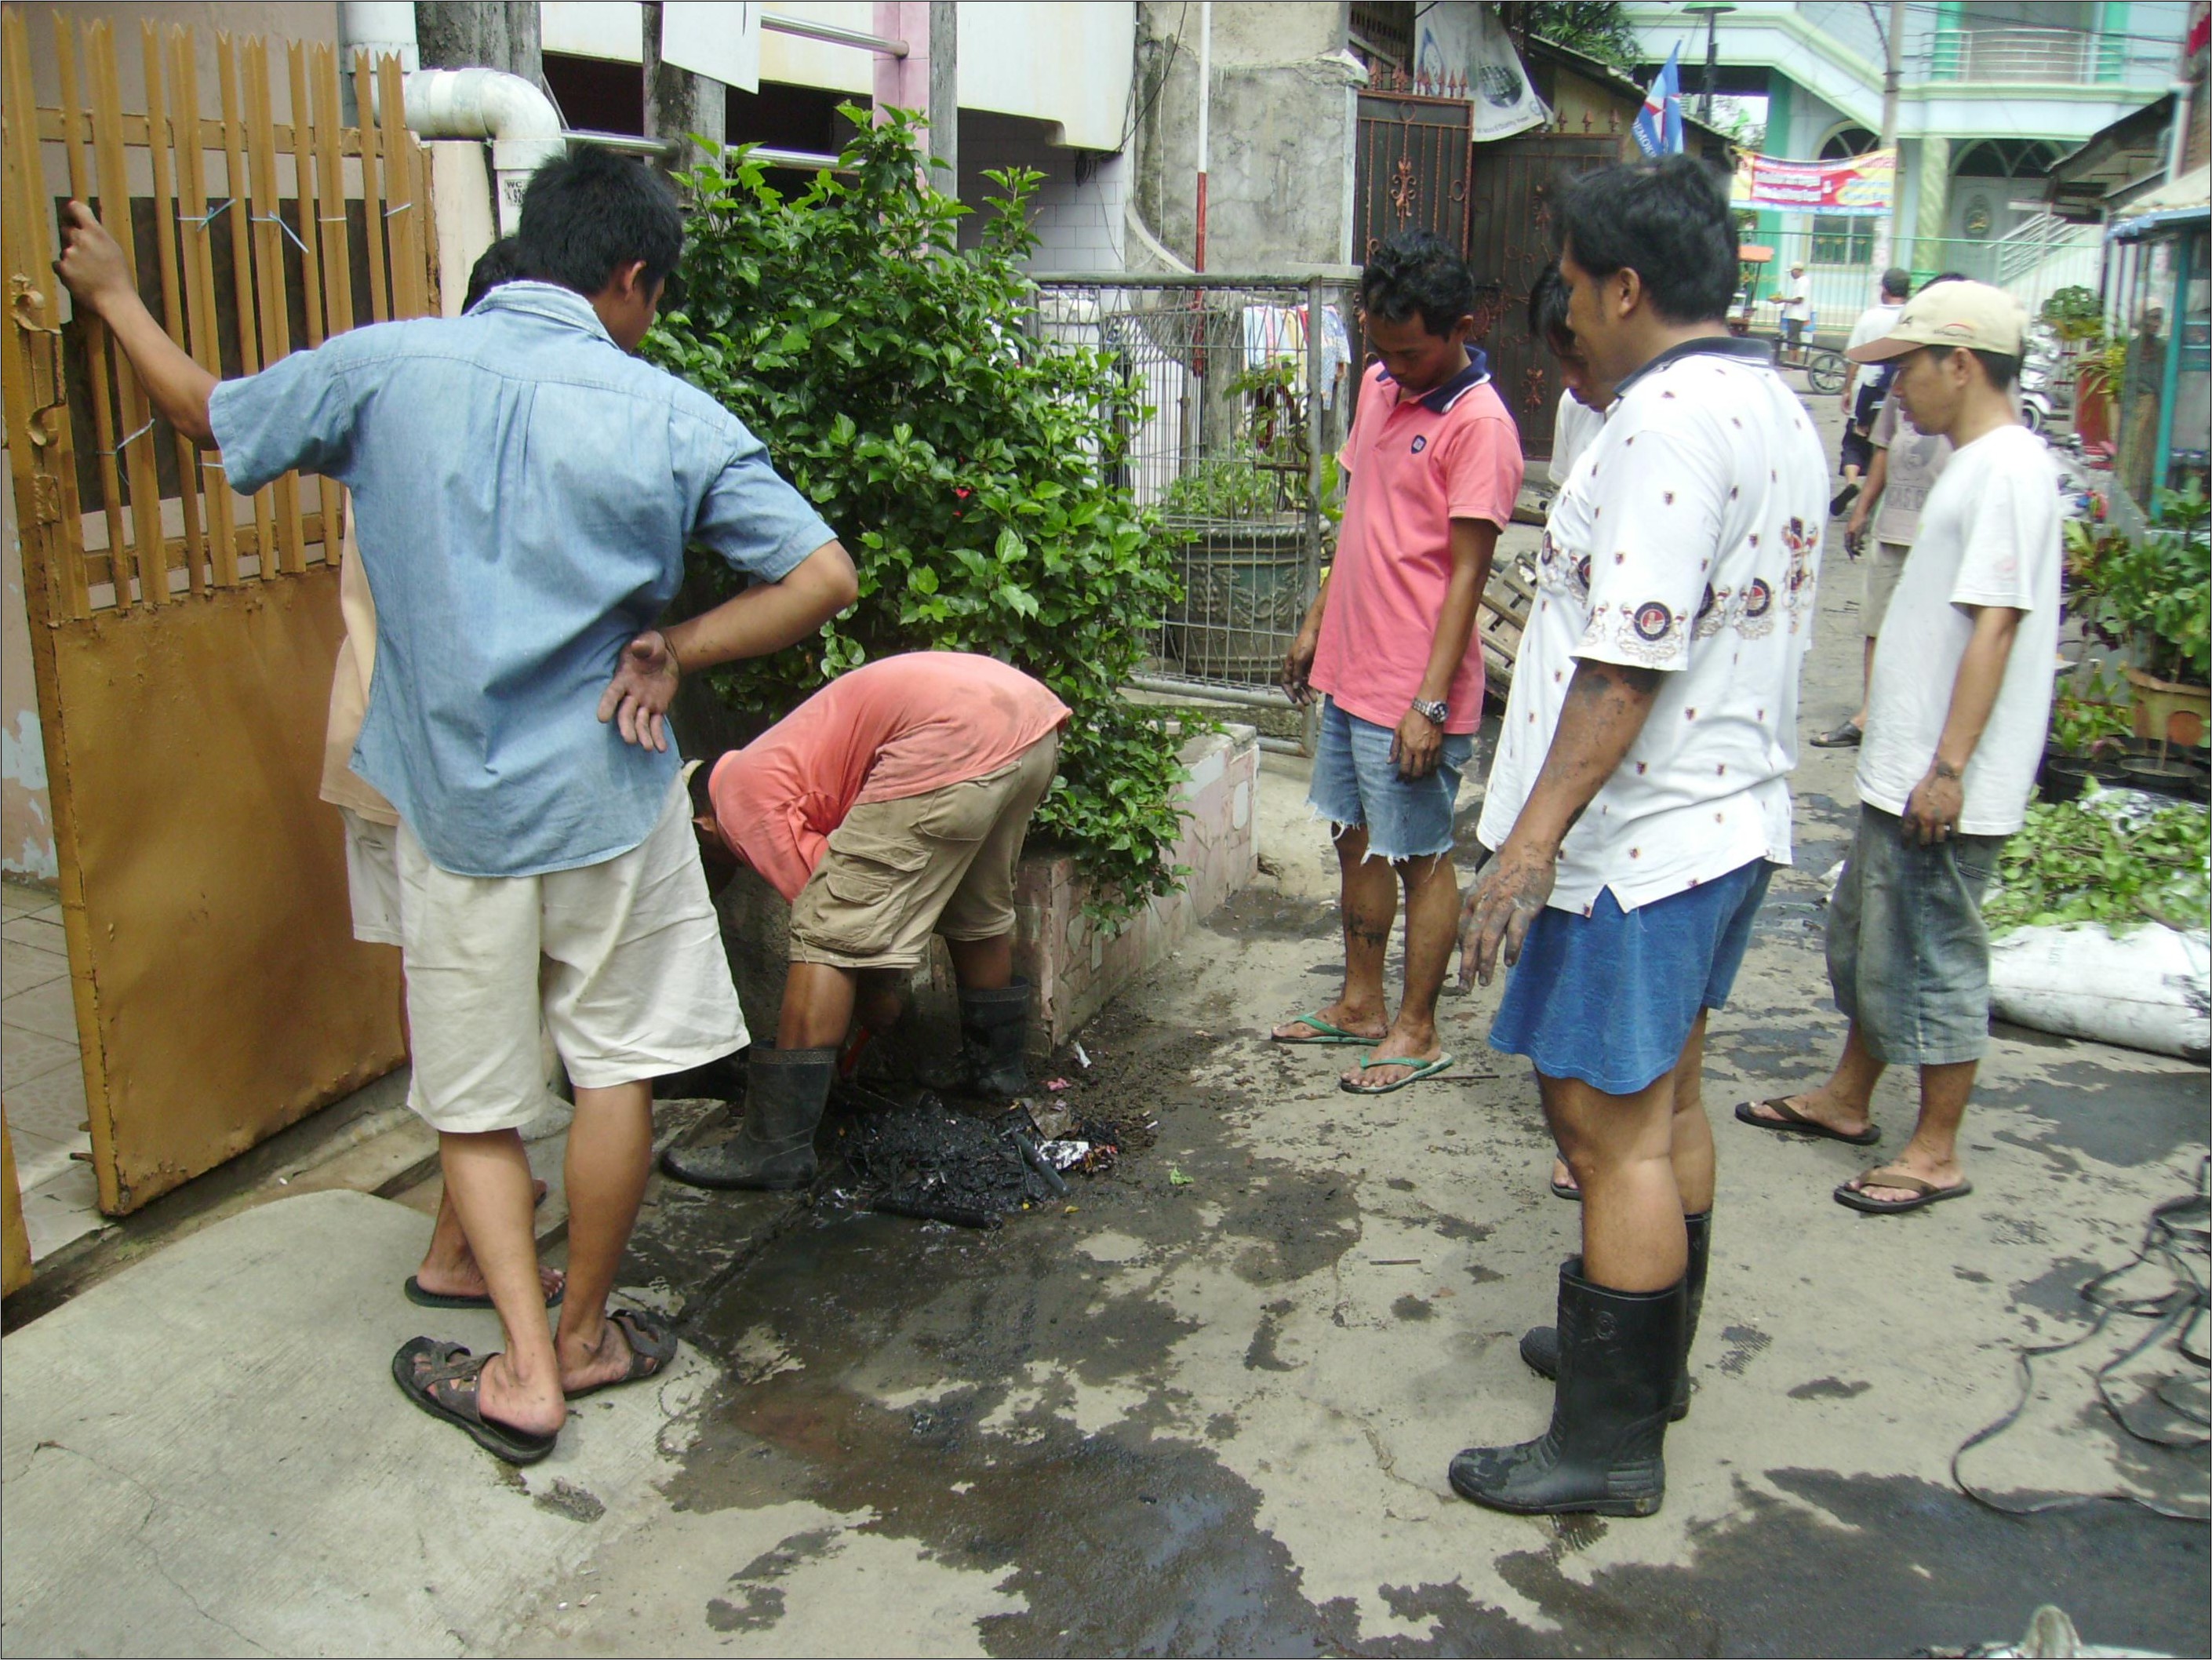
[1488,857,1774,1096]
[1307,697,1475,863]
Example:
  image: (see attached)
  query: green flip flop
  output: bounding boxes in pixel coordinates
[1271,1010,1379,1047]
[1340,1051,1455,1094]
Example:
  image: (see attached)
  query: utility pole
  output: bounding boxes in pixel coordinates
[642,2,726,175]
[928,1,958,187]
[1869,0,1905,275]
[1683,3,1735,126]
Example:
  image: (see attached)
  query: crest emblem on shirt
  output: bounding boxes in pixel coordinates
[1736,577,1777,639]
[1694,582,1729,639]
[1632,601,1674,642]
[1410,435,1428,453]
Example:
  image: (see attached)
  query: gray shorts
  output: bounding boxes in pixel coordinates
[1825,804,2007,1067]
[1862,541,1909,638]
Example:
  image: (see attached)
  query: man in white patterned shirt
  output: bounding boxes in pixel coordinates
[1449,156,1828,1520]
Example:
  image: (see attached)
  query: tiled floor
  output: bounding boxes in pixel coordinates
[2,879,103,1260]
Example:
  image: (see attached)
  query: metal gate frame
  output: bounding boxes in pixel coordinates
[2,9,432,1213]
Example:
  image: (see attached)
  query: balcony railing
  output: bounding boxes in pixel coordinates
[1930,26,2110,85]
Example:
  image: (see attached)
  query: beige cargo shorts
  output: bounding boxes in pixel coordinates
[788,734,1060,970]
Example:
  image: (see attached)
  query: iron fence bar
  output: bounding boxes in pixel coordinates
[1028,269,1360,288]
[1130,674,1295,710]
[760,10,909,57]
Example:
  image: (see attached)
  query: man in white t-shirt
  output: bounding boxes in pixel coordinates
[1737,281,2057,1218]
[1832,267,1910,515]
[1448,157,1828,1521]
[1776,263,1814,363]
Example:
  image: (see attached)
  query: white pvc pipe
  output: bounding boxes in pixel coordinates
[338,2,419,71]
[402,67,566,235]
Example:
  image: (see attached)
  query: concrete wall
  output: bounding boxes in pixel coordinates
[1133,1,1362,270]
[958,113,1126,273]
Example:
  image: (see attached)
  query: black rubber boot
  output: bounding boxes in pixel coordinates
[660,1047,835,1191]
[1519,1210,1710,1422]
[1450,1260,1686,1517]
[958,981,1033,1100]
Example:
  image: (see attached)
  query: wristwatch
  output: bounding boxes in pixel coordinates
[1411,697,1450,726]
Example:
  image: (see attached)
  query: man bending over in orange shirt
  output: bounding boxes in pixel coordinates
[664,651,1070,1190]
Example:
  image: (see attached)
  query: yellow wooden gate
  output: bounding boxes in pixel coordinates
[1,9,438,1214]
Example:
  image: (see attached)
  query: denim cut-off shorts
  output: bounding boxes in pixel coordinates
[1489,857,1774,1096]
[1307,697,1475,863]
[1827,803,2006,1067]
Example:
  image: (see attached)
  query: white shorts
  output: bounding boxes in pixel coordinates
[395,778,748,1134]
[341,808,403,946]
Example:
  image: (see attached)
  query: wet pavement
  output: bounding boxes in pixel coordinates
[502,392,2209,1658]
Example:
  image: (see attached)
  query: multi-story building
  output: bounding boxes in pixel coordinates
[1622,1,2192,325]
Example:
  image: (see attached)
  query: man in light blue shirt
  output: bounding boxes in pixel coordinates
[56,147,857,1464]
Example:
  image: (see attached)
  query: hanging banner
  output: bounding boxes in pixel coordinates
[1734,149,1897,216]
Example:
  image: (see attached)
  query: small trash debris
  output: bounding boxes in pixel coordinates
[1027,1102,1075,1141]
[1168,1166,1193,1186]
[1073,1042,1091,1069]
[1370,1258,1421,1265]
[1045,1077,1071,1092]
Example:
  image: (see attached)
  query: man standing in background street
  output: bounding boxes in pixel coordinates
[1777,261,1816,365]
[1832,267,1911,519]
[1740,281,2057,1217]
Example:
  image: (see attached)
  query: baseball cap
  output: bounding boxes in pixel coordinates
[1846,278,2026,362]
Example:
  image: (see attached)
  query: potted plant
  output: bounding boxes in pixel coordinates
[2041,675,2134,802]
[2093,481,2212,752]
[1159,443,1311,678]
[2072,330,2128,451]
[1158,352,1319,680]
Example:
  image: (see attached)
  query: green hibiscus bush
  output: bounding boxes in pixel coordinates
[647,107,1190,917]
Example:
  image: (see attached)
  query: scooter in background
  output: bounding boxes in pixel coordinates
[2018,322,2072,437]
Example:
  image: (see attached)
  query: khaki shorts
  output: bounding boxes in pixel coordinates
[1862,540,1910,639]
[788,735,1060,970]
[340,807,403,946]
[397,777,747,1134]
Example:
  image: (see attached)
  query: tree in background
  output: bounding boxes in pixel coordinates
[1508,1,1644,69]
[648,108,1191,918]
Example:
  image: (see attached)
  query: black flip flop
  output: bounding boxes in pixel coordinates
[1835,1169,1974,1215]
[1551,1176,1582,1203]
[566,1308,680,1401]
[403,1274,566,1312]
[391,1337,558,1465]
[1734,1097,1882,1147]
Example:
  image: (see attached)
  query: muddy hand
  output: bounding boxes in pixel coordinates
[598,628,680,752]
[1281,628,1319,708]
[1457,839,1555,988]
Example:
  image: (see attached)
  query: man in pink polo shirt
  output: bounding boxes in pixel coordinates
[1276,229,1526,1094]
[664,651,1070,1190]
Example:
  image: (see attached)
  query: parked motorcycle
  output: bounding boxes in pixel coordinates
[2018,322,2072,437]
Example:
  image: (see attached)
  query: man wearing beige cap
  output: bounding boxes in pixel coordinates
[1737,280,2058,1215]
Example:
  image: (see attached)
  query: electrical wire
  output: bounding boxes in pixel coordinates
[1951,1155,2211,1523]
[1116,2,1188,156]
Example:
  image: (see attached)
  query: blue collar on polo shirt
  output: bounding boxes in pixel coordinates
[1377,349,1493,414]
[1614,332,1773,398]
